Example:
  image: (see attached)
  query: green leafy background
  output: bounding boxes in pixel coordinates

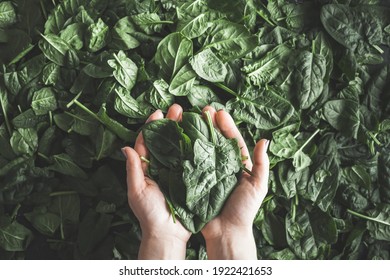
[1,0,390,259]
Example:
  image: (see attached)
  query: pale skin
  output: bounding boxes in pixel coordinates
[121,104,270,260]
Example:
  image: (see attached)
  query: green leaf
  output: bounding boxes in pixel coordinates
[169,64,197,96]
[25,211,61,236]
[60,23,84,50]
[108,50,138,91]
[181,112,210,144]
[155,32,193,81]
[97,104,137,142]
[321,4,382,52]
[187,85,220,108]
[203,20,257,61]
[86,18,109,52]
[95,126,116,160]
[109,17,140,50]
[0,219,33,252]
[10,128,38,156]
[292,151,312,172]
[114,87,148,119]
[190,49,227,83]
[367,204,390,241]
[12,109,48,128]
[292,51,327,110]
[146,79,174,112]
[0,2,16,28]
[183,137,241,223]
[39,33,79,67]
[31,87,57,115]
[226,87,295,130]
[143,119,183,169]
[286,207,318,259]
[42,63,61,85]
[323,99,360,139]
[131,13,167,35]
[177,0,220,39]
[48,153,88,179]
[242,44,292,86]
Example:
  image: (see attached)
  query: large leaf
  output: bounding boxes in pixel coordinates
[39,33,79,67]
[190,49,227,83]
[142,119,184,169]
[155,32,193,81]
[168,64,197,96]
[367,204,390,241]
[242,44,292,86]
[286,207,318,260]
[292,51,327,110]
[203,19,257,61]
[226,87,295,130]
[323,99,360,139]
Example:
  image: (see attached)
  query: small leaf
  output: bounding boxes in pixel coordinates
[108,51,138,91]
[31,87,57,115]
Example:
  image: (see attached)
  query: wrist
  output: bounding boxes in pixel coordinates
[204,227,257,260]
[139,234,188,259]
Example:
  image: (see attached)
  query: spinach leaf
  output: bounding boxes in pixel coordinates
[227,86,295,130]
[108,51,138,91]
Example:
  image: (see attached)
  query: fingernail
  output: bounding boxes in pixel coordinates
[217,108,225,112]
[264,140,270,152]
[121,148,127,160]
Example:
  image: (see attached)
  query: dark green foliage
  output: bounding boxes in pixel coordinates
[0,0,389,260]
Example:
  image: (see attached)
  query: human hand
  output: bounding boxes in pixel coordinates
[200,106,270,260]
[121,104,191,259]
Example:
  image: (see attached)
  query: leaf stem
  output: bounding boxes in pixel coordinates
[367,131,382,146]
[256,11,275,27]
[243,166,253,176]
[66,91,83,108]
[214,83,239,98]
[140,156,150,163]
[40,0,47,20]
[372,44,384,54]
[37,152,50,161]
[205,111,216,144]
[11,204,21,221]
[262,194,274,205]
[49,191,78,197]
[347,209,390,227]
[297,128,320,152]
[73,100,100,122]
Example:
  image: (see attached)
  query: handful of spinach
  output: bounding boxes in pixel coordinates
[1,0,390,260]
[142,112,242,233]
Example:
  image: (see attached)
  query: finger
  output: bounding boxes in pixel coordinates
[122,147,145,197]
[251,139,270,196]
[216,110,253,170]
[166,104,183,121]
[202,106,217,127]
[134,110,163,172]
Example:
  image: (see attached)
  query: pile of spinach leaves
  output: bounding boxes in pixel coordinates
[0,0,390,260]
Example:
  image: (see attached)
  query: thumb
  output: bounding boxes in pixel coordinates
[122,147,145,197]
[251,139,270,196]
